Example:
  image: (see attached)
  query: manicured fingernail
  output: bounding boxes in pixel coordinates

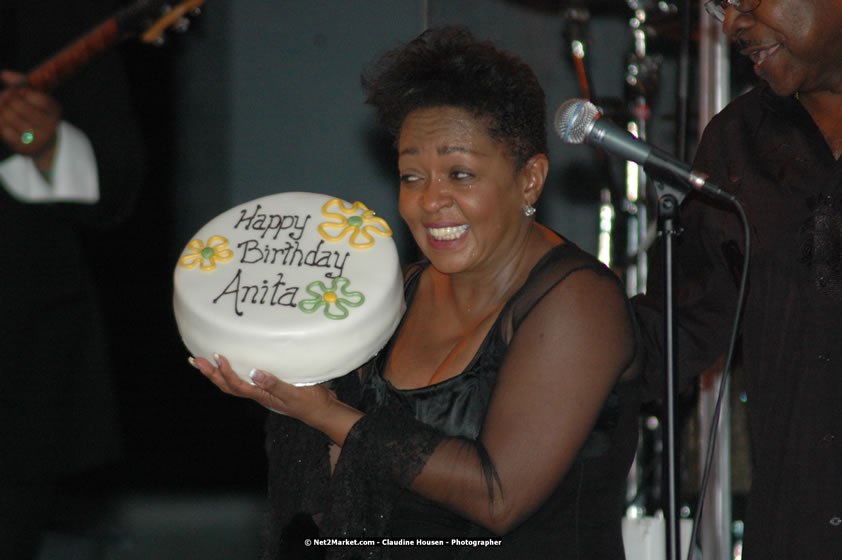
[188,357,198,369]
[249,369,266,384]
[213,353,221,367]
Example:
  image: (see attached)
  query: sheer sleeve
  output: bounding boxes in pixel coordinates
[318,408,444,558]
[262,371,364,559]
[406,264,640,533]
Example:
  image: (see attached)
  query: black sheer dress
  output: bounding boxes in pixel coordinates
[263,241,642,560]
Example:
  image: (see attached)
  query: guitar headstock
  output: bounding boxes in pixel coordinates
[116,0,206,46]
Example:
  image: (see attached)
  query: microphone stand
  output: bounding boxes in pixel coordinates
[650,179,686,560]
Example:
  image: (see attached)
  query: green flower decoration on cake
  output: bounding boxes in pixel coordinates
[318,198,392,249]
[179,236,234,271]
[299,277,365,320]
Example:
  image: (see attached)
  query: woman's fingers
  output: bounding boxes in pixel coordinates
[188,353,300,413]
[189,353,248,395]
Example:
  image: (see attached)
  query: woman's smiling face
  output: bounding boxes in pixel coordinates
[397,106,532,276]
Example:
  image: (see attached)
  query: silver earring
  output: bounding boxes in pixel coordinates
[522,204,536,217]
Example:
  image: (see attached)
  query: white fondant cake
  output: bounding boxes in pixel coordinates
[173,192,404,385]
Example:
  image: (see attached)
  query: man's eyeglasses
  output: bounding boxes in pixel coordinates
[704,0,761,22]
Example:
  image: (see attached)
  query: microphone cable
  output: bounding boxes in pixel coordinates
[685,196,751,560]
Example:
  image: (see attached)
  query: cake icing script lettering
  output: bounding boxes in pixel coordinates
[209,206,355,317]
[237,239,348,279]
[213,270,298,317]
[233,204,309,240]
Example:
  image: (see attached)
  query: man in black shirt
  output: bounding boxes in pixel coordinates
[635,1,842,558]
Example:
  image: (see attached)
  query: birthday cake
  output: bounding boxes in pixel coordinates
[173,191,404,385]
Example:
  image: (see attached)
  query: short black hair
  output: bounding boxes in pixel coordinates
[361,26,548,169]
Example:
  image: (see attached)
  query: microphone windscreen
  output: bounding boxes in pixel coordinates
[553,98,600,144]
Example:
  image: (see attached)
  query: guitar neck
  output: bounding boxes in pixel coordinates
[23,0,196,92]
[0,0,201,162]
[26,19,123,92]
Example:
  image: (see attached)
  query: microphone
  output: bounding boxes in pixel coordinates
[554,98,734,202]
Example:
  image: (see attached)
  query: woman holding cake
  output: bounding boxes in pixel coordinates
[193,26,642,559]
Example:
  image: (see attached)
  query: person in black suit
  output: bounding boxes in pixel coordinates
[0,2,144,557]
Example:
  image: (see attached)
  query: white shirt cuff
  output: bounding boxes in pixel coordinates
[0,121,100,203]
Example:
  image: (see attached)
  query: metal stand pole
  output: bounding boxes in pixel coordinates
[656,187,682,560]
[697,6,732,559]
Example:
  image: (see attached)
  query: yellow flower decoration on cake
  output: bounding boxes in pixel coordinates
[179,236,234,271]
[317,198,392,249]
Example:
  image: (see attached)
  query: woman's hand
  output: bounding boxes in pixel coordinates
[189,353,363,445]
[0,70,61,169]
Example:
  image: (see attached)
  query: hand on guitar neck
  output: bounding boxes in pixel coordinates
[0,0,205,166]
[0,70,60,172]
